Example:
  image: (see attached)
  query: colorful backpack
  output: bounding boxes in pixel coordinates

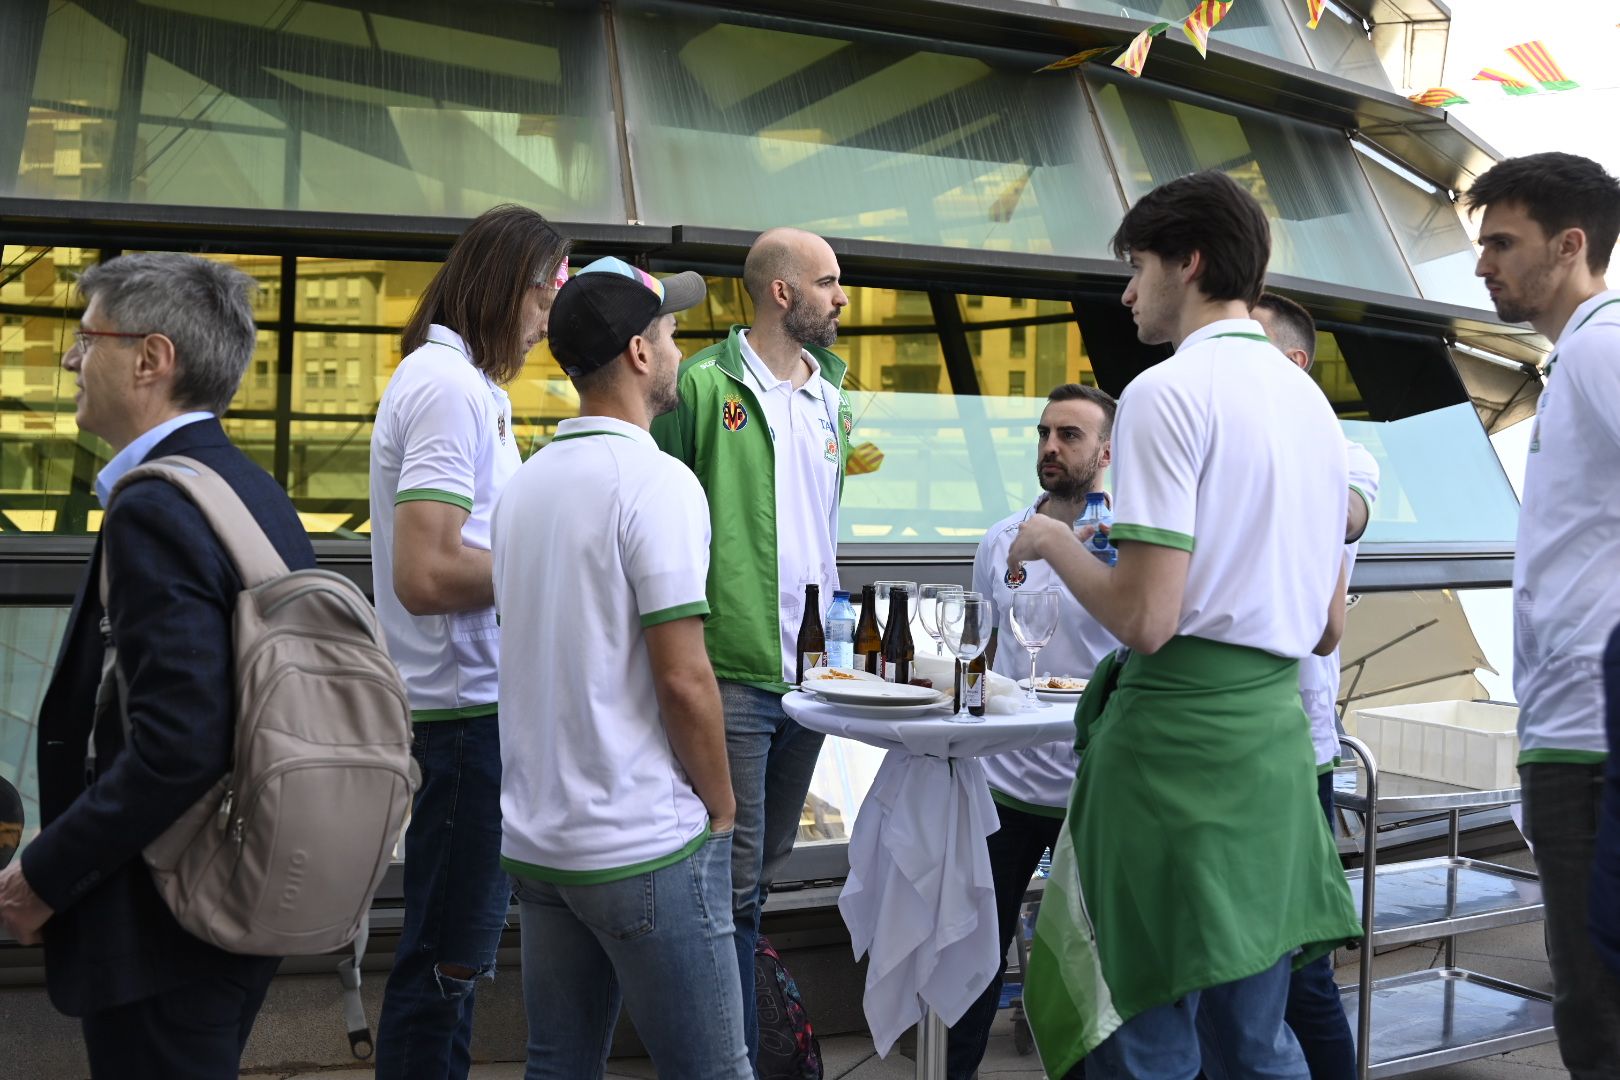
[754,933,823,1080]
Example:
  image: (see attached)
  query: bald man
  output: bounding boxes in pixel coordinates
[652,228,853,1071]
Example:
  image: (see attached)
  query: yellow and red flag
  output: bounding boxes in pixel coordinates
[1182,1,1233,58]
[1407,87,1467,108]
[844,442,884,477]
[1507,40,1579,91]
[1112,22,1171,78]
[1472,67,1539,96]
[1305,0,1325,29]
[1037,45,1117,72]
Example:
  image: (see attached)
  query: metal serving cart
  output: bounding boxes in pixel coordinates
[1334,736,1556,1078]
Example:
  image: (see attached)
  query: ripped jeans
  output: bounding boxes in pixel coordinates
[376,715,511,1080]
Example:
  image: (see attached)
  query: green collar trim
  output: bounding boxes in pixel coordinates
[550,430,637,443]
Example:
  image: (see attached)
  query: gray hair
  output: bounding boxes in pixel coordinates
[76,253,258,415]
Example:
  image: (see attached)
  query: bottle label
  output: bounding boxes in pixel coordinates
[964,672,984,708]
[801,651,824,675]
[880,658,897,683]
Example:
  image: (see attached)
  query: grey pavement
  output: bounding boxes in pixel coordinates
[260,849,1571,1080]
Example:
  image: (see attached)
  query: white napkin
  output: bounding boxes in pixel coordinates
[910,656,1022,715]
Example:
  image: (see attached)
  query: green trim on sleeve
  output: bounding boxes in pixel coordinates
[1348,485,1372,511]
[1110,523,1195,552]
[990,789,1068,820]
[395,488,473,512]
[412,701,499,722]
[641,600,710,628]
[1517,748,1607,766]
[502,826,709,885]
[1316,760,1338,776]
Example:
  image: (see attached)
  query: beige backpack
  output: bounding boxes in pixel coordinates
[95,455,416,958]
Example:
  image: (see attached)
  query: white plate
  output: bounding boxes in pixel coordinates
[808,680,943,707]
[814,697,951,719]
[1019,677,1089,694]
[1036,687,1086,704]
[799,667,884,688]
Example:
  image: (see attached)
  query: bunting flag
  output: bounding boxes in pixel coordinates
[1112,22,1171,78]
[1407,87,1467,108]
[1037,45,1117,72]
[844,442,884,477]
[1507,40,1579,91]
[1305,0,1325,29]
[1182,1,1233,59]
[1472,67,1539,96]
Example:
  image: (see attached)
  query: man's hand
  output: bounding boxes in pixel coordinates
[1007,514,1075,575]
[0,863,53,945]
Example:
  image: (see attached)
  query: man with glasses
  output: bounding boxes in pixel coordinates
[947,383,1119,1080]
[0,253,316,1078]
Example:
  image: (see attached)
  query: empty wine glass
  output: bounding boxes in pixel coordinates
[871,580,917,634]
[939,591,991,723]
[1010,588,1060,711]
[918,583,962,657]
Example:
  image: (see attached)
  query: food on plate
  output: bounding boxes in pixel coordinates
[1040,676,1087,690]
[811,669,858,681]
[908,677,933,689]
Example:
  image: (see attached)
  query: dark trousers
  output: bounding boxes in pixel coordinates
[1521,762,1620,1080]
[946,799,1065,1080]
[376,716,511,1080]
[1283,771,1355,1080]
[81,957,279,1080]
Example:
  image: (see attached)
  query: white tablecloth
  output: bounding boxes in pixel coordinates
[782,691,1075,1056]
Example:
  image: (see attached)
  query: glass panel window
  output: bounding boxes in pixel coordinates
[1279,0,1392,90]
[0,606,72,854]
[1087,70,1418,296]
[11,1,623,219]
[1357,149,1484,309]
[617,2,1125,255]
[1053,0,1310,65]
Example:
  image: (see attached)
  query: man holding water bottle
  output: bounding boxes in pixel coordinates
[947,382,1119,1080]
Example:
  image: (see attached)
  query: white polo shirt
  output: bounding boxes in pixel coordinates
[738,330,843,683]
[370,324,518,719]
[1300,439,1381,768]
[1514,289,1620,762]
[973,499,1122,813]
[1110,319,1347,658]
[493,416,715,882]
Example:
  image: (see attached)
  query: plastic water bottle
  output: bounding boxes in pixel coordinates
[825,591,857,670]
[1077,492,1116,566]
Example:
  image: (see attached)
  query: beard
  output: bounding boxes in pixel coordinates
[1490,256,1557,324]
[650,367,681,418]
[783,295,840,348]
[1039,454,1101,503]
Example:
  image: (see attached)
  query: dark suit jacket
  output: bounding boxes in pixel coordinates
[21,418,316,1016]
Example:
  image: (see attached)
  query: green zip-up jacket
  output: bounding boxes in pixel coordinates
[651,325,853,694]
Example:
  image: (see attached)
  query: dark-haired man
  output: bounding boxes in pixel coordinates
[1254,291,1379,1080]
[948,383,1120,1080]
[1011,170,1358,1080]
[1466,151,1620,1079]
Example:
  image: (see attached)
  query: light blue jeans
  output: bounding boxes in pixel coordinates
[718,680,826,1069]
[1085,954,1309,1080]
[512,831,750,1080]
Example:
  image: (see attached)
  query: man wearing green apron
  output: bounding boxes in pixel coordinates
[1007,170,1360,1079]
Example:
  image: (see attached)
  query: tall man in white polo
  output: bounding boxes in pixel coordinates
[947,381,1120,1080]
[493,258,749,1079]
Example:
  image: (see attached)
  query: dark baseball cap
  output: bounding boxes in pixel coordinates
[549,257,707,377]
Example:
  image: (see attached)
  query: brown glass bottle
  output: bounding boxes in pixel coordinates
[965,606,989,717]
[879,587,912,684]
[796,584,825,685]
[855,584,883,674]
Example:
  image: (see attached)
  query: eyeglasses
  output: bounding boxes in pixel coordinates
[70,329,154,352]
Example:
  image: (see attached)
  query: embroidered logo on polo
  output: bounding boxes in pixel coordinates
[497,414,507,445]
[823,436,838,462]
[722,398,749,431]
[1004,565,1027,589]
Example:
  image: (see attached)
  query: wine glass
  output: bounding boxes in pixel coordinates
[1009,588,1060,711]
[918,583,962,657]
[939,591,991,723]
[871,580,917,634]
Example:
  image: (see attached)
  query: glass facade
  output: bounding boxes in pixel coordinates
[1052,0,1311,65]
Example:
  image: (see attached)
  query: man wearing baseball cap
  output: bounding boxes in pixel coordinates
[491,258,751,1080]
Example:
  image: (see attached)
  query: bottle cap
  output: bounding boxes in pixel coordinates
[833,591,850,600]
[1085,491,1107,504]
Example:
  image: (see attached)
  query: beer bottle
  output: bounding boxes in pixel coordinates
[879,587,912,684]
[966,607,989,718]
[985,625,1000,671]
[855,584,883,674]
[796,584,825,685]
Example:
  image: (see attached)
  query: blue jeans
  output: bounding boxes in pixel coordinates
[1283,772,1354,1080]
[1086,955,1309,1080]
[947,799,1066,1080]
[719,681,826,1070]
[376,716,511,1080]
[512,830,751,1080]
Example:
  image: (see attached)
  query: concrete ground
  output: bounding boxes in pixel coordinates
[260,848,1568,1080]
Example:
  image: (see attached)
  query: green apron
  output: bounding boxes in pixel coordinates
[1024,636,1361,1077]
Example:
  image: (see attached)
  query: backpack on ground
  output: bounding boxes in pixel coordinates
[95,455,416,958]
[754,933,823,1080]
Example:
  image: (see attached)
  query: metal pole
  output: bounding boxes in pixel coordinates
[914,1005,949,1080]
[1341,736,1379,1080]
[1444,808,1461,968]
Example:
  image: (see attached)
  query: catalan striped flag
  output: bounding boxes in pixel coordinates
[1473,67,1539,96]
[1507,40,1579,91]
[844,442,884,477]
[1182,1,1233,59]
[1037,45,1117,72]
[1112,22,1170,78]
[1408,87,1468,108]
[1305,0,1325,29]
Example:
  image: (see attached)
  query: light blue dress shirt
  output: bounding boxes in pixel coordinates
[94,412,216,507]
